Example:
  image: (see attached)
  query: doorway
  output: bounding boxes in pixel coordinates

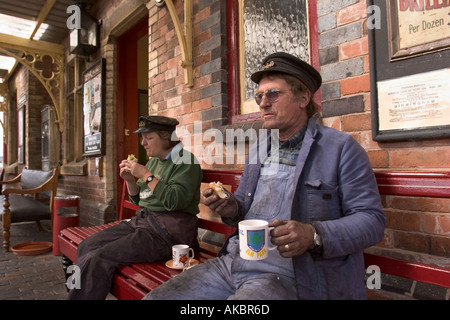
[116,17,148,203]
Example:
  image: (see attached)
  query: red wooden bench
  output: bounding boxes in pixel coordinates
[366,171,450,299]
[58,169,450,299]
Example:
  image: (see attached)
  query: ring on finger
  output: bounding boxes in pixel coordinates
[284,244,289,250]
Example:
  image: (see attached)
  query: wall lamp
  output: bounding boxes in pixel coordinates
[69,3,99,56]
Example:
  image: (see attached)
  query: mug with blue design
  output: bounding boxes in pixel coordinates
[238,219,277,260]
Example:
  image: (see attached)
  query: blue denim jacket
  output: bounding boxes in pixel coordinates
[222,117,386,299]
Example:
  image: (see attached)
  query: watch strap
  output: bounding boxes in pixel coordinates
[308,223,323,254]
[145,174,155,184]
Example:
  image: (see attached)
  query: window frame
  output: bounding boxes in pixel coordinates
[61,56,86,175]
[226,0,320,124]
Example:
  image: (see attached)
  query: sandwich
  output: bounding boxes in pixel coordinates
[209,181,229,199]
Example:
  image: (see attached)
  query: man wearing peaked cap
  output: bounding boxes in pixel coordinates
[144,52,385,300]
[250,51,322,93]
[67,114,202,300]
[134,115,179,134]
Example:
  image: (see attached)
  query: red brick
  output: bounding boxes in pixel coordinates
[173,103,192,116]
[390,197,450,214]
[394,231,430,254]
[363,55,370,73]
[386,210,421,232]
[378,228,394,248]
[341,74,370,96]
[390,147,450,168]
[167,56,180,69]
[167,95,182,108]
[194,30,212,48]
[192,97,211,112]
[182,111,202,125]
[342,113,371,132]
[367,149,389,168]
[423,213,450,236]
[430,236,450,257]
[193,6,210,24]
[194,74,212,88]
[321,117,342,131]
[358,131,380,150]
[340,37,369,60]
[337,0,367,25]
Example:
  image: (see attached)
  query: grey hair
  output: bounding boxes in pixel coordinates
[156,130,180,149]
[264,73,318,117]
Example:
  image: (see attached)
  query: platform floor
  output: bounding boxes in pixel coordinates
[0,221,67,300]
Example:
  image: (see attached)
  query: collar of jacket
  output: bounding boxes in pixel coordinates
[246,117,317,180]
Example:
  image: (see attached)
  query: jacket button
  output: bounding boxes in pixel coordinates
[247,193,252,197]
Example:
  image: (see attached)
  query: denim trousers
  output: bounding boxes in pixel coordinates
[143,251,298,300]
[66,212,172,300]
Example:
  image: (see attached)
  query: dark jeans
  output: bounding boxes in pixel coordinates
[66,212,173,300]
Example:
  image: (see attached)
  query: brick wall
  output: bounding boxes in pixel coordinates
[148,0,230,166]
[8,65,52,170]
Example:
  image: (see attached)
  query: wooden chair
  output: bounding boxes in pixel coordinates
[0,168,58,251]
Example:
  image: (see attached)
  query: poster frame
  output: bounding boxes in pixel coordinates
[368,0,450,141]
[82,58,105,157]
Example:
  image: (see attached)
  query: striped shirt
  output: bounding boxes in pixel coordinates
[264,126,307,166]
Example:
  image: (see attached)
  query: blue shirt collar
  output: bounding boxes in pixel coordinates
[165,142,183,160]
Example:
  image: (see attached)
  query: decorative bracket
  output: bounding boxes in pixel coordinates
[0,35,65,132]
[0,83,8,142]
[164,0,193,87]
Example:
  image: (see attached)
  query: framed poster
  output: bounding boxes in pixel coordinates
[387,0,450,60]
[238,0,312,115]
[82,58,105,156]
[377,68,450,132]
[368,0,450,141]
[17,105,25,164]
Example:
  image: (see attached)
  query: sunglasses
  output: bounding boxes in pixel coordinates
[254,89,286,106]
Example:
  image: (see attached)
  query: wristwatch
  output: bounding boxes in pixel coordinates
[313,231,322,247]
[308,224,323,253]
[145,174,155,184]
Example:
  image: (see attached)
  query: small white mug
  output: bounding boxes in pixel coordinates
[172,244,195,268]
[238,219,277,261]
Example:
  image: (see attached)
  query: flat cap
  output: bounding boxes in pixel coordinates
[250,52,322,93]
[134,115,179,133]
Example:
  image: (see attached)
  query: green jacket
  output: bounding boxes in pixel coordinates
[129,146,202,215]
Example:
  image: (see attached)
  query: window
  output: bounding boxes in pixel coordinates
[227,0,319,123]
[62,56,86,174]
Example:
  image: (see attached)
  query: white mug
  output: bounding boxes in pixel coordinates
[172,244,195,268]
[238,219,277,260]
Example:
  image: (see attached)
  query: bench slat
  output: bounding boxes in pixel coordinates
[57,234,78,262]
[364,253,450,288]
[375,171,450,198]
[198,218,235,238]
[135,262,180,283]
[59,228,85,245]
[111,274,147,300]
[67,227,94,241]
[117,265,163,292]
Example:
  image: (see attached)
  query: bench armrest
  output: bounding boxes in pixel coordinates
[0,174,22,186]
[3,188,47,196]
[3,168,58,196]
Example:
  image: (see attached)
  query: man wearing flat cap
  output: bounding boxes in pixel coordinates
[67,115,202,300]
[145,52,385,300]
